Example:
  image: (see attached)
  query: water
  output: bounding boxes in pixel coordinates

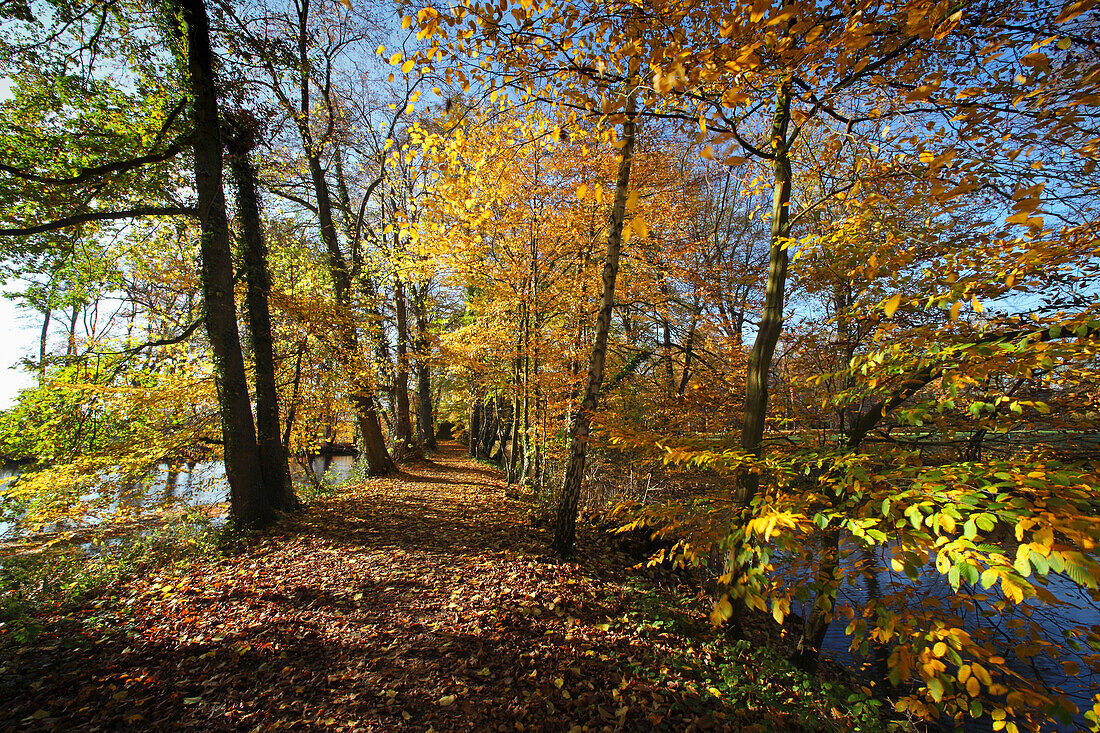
[0,454,357,540]
[796,543,1100,730]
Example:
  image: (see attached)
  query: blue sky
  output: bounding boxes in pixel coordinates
[0,294,38,409]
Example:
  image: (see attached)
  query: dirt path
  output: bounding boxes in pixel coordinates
[0,443,851,732]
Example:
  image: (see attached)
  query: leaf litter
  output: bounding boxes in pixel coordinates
[1,443,869,731]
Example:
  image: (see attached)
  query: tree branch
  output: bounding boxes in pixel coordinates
[846,322,1100,449]
[0,206,194,236]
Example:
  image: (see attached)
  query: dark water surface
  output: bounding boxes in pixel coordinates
[800,543,1099,731]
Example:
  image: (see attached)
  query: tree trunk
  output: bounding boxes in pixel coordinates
[551,92,636,559]
[792,283,855,670]
[657,273,674,397]
[283,340,306,452]
[227,126,299,513]
[178,0,271,529]
[66,304,79,357]
[493,397,510,464]
[677,309,699,395]
[469,398,481,456]
[353,393,394,475]
[719,75,793,631]
[507,395,521,484]
[392,274,414,457]
[736,76,793,505]
[415,353,434,450]
[307,160,392,475]
[38,300,51,379]
[791,527,841,672]
[413,289,436,450]
[292,4,392,475]
[479,397,496,460]
[350,373,393,476]
[309,157,350,302]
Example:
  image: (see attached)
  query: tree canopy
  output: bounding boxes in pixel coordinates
[1,0,1098,730]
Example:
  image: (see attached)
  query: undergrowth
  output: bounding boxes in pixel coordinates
[0,511,222,644]
[615,581,907,732]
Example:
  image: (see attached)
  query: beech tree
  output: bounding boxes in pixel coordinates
[0,0,291,528]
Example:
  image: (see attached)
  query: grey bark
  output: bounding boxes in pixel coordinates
[392,274,414,457]
[412,287,436,450]
[226,123,299,513]
[551,92,637,559]
[178,0,271,529]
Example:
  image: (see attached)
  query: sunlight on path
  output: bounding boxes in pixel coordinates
[1,443,845,732]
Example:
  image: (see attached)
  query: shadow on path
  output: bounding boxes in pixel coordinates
[0,443,776,732]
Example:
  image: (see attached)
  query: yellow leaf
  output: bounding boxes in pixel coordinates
[966,677,981,696]
[402,59,416,74]
[710,596,733,626]
[884,293,902,318]
[972,663,992,686]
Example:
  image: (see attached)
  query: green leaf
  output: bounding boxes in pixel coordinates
[960,563,980,586]
[1065,562,1097,589]
[927,676,945,702]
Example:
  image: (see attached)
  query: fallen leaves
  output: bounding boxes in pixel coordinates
[1,443,863,731]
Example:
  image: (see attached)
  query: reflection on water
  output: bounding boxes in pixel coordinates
[797,541,1099,731]
[306,454,356,485]
[0,454,357,540]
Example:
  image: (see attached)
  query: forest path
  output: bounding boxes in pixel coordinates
[1,443,845,732]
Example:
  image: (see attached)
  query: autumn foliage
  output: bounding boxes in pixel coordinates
[1,0,1099,730]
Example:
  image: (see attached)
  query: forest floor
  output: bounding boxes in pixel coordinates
[0,442,886,732]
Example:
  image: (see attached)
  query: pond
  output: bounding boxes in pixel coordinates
[0,454,357,540]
